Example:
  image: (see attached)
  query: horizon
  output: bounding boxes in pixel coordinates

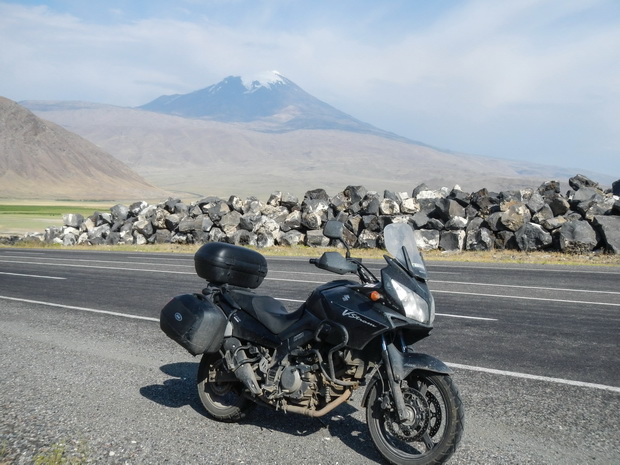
[1,0,619,178]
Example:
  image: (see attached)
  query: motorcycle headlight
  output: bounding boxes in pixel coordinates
[387,278,435,325]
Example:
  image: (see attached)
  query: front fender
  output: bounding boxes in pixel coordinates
[361,351,452,407]
[400,352,453,378]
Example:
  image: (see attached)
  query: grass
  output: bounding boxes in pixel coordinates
[0,203,111,235]
[33,440,89,465]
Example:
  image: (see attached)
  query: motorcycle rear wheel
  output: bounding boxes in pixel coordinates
[366,373,464,465]
[197,353,254,422]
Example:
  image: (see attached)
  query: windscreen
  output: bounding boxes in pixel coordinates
[384,223,428,279]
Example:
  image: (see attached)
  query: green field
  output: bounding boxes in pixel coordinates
[0,204,111,235]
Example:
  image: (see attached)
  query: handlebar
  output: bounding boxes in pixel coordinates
[309,258,318,265]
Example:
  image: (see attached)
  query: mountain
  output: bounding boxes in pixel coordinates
[0,97,168,200]
[19,73,612,200]
[138,71,412,141]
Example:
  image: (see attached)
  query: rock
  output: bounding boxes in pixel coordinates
[593,216,620,254]
[440,230,465,252]
[411,211,429,229]
[547,195,570,216]
[243,197,263,215]
[228,195,244,213]
[110,204,129,221]
[532,204,554,224]
[465,227,494,251]
[445,216,468,230]
[541,216,567,231]
[448,187,470,207]
[231,229,257,247]
[526,192,546,214]
[515,223,552,251]
[133,218,153,237]
[282,210,302,232]
[380,198,400,215]
[345,185,367,204]
[165,214,181,230]
[495,231,517,250]
[219,211,242,235]
[401,197,420,214]
[267,191,282,206]
[305,229,330,247]
[301,212,322,230]
[612,179,620,196]
[153,229,172,244]
[280,230,305,246]
[361,192,381,216]
[470,188,499,216]
[433,198,466,222]
[357,229,379,248]
[129,201,147,216]
[414,229,440,251]
[177,217,197,233]
[499,203,531,232]
[569,174,599,191]
[208,228,226,242]
[63,213,84,228]
[361,215,382,233]
[538,180,561,199]
[280,192,299,209]
[557,220,598,254]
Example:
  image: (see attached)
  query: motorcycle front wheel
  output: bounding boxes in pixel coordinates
[196,353,254,422]
[366,373,464,465]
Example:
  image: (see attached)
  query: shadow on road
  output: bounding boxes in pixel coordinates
[141,362,383,463]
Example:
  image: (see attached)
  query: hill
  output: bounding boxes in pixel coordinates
[20,72,611,199]
[0,97,167,200]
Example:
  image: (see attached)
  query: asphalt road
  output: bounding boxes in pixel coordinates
[1,248,619,464]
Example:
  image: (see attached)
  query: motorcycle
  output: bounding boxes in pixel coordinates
[160,220,464,465]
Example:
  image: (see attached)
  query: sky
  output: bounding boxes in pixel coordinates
[1,0,619,179]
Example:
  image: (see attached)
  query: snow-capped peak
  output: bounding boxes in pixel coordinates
[241,70,286,93]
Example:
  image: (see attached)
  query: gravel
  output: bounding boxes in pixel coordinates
[1,299,619,465]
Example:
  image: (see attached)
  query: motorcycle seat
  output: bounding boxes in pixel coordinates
[228,288,303,334]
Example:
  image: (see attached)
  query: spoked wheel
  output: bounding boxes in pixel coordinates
[366,373,464,465]
[196,353,254,422]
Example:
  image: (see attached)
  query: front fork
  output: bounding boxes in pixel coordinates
[380,335,411,423]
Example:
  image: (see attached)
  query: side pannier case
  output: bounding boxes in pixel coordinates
[194,242,268,289]
[160,293,227,355]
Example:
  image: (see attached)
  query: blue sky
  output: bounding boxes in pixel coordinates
[1,0,619,180]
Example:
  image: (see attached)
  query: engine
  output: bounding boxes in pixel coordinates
[222,337,366,413]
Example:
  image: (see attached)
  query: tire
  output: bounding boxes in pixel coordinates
[196,353,254,422]
[366,373,464,465]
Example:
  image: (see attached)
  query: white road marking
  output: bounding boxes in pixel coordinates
[447,362,620,393]
[1,294,615,393]
[0,271,66,280]
[434,289,620,307]
[0,295,159,322]
[433,279,620,296]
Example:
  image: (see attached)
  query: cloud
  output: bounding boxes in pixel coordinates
[0,0,618,174]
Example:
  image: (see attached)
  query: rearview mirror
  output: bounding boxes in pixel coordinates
[323,220,344,240]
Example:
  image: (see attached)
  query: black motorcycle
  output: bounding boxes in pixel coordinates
[160,220,464,465]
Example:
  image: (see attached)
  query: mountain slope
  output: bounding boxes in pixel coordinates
[20,99,592,199]
[0,97,167,200]
[138,71,412,141]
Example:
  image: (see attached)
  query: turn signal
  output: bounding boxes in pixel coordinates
[369,291,382,301]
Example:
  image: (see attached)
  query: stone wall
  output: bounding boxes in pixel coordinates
[7,174,620,254]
